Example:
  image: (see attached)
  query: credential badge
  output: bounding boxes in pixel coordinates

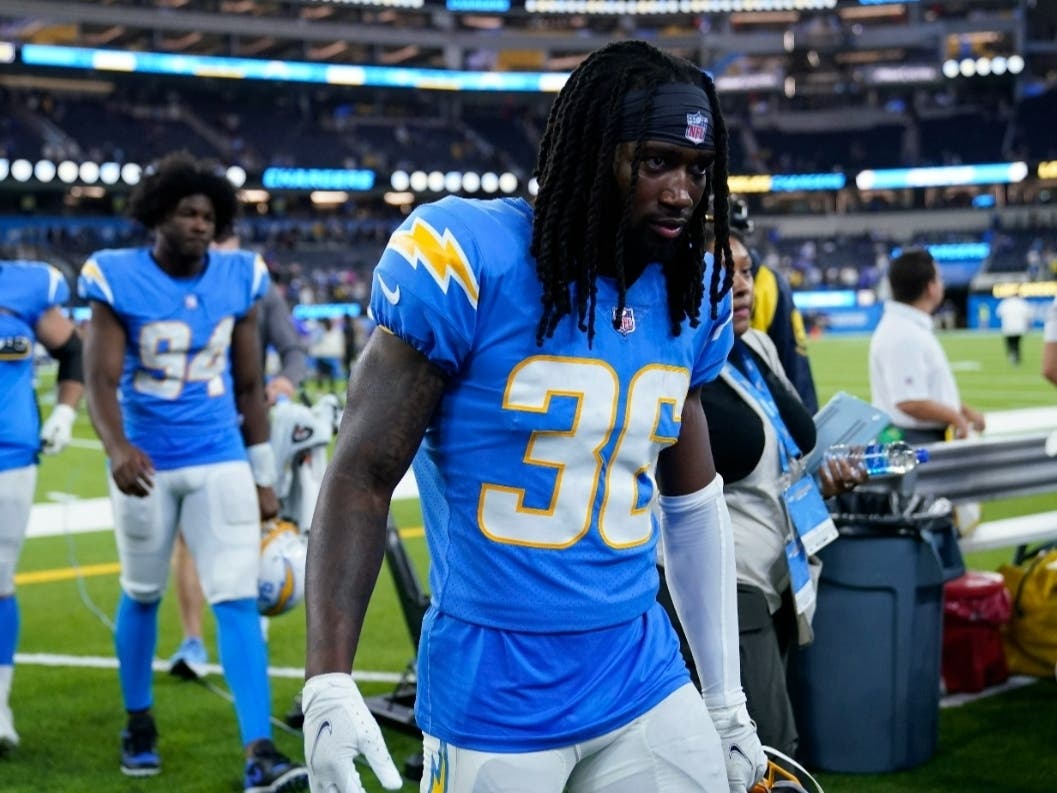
[685,112,708,145]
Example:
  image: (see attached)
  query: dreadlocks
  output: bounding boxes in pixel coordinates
[531,40,734,346]
[128,150,239,236]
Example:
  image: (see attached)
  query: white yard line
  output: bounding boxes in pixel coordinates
[14,652,404,684]
[940,675,1039,708]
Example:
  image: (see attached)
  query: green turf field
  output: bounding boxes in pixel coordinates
[8,329,1056,792]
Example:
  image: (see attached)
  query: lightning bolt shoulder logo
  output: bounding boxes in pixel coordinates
[80,259,115,304]
[386,218,480,309]
[377,274,401,306]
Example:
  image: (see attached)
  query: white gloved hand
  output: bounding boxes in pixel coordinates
[39,404,76,455]
[709,701,768,793]
[302,673,403,793]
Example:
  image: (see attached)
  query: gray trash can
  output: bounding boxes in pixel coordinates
[790,512,964,773]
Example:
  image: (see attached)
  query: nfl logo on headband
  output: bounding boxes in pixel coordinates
[685,112,708,145]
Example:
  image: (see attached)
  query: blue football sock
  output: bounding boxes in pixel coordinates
[0,595,19,665]
[213,598,271,746]
[114,593,160,713]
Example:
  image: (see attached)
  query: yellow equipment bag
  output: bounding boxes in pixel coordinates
[1000,548,1057,677]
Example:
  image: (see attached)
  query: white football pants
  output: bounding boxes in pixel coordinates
[420,683,727,793]
[109,460,259,603]
[0,465,37,595]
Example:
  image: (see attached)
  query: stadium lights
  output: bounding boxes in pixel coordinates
[480,172,500,193]
[461,172,481,193]
[238,189,270,203]
[34,160,56,183]
[525,0,835,12]
[409,171,429,192]
[390,170,411,191]
[498,172,519,194]
[427,171,446,192]
[226,165,247,188]
[79,162,100,184]
[0,159,8,181]
[57,161,79,183]
[121,163,142,185]
[943,54,1024,80]
[309,190,349,205]
[100,162,121,185]
[308,0,423,8]
[384,191,415,206]
[444,171,463,193]
[11,159,33,182]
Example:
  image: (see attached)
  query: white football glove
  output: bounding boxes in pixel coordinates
[709,701,768,793]
[39,404,76,455]
[302,673,403,793]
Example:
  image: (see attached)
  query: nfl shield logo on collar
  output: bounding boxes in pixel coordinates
[612,306,636,336]
[685,112,708,145]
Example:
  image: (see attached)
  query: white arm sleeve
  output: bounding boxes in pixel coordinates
[659,474,745,708]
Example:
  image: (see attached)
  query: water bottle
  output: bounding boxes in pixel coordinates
[823,441,929,477]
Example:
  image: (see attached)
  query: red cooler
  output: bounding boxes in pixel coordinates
[942,571,1013,694]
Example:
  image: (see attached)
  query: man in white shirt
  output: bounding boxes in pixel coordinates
[1043,296,1057,388]
[995,294,1033,365]
[870,249,986,443]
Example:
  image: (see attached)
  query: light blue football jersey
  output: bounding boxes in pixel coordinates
[0,261,70,471]
[78,248,269,470]
[369,196,734,750]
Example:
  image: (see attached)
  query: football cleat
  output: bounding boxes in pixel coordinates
[257,519,307,617]
[0,704,20,755]
[244,740,308,793]
[120,713,160,777]
[168,636,209,680]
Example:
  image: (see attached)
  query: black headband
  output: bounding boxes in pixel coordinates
[618,83,715,150]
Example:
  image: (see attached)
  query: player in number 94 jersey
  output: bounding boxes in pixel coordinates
[303,41,767,793]
[79,246,268,469]
[79,152,307,793]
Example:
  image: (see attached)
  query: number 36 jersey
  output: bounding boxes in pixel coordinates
[78,248,269,470]
[370,197,733,634]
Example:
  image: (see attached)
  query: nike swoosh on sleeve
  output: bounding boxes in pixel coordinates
[377,275,401,305]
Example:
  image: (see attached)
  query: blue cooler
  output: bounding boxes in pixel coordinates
[791,515,964,773]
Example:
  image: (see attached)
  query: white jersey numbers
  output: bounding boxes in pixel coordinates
[134,317,234,399]
[478,356,689,550]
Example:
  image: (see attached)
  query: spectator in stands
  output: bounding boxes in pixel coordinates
[658,231,864,757]
[309,317,345,392]
[79,152,307,792]
[300,40,767,793]
[167,228,308,680]
[869,248,986,443]
[996,293,1033,365]
[0,260,83,753]
[1043,295,1057,388]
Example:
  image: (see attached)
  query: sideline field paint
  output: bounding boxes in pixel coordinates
[27,469,424,539]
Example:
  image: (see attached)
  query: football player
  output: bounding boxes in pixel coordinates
[0,260,83,753]
[302,41,767,793]
[167,228,309,681]
[79,152,307,793]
